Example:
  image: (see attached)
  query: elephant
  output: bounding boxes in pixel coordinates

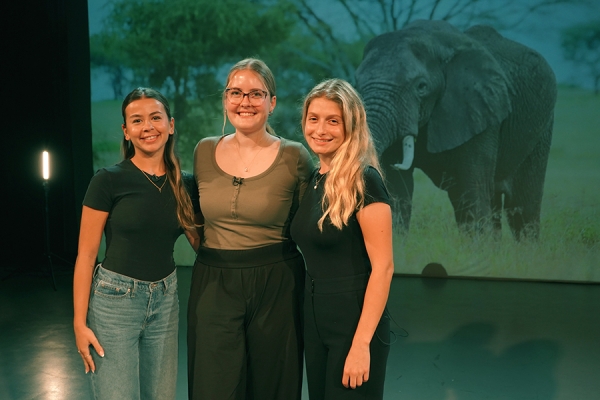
[355,20,557,240]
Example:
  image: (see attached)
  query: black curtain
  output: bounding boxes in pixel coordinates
[2,0,92,270]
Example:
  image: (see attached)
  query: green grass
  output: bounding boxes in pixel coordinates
[91,86,600,281]
[394,184,600,281]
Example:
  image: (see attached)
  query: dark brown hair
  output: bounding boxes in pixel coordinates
[121,87,195,230]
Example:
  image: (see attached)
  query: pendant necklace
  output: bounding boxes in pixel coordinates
[314,173,326,189]
[141,170,168,192]
[236,135,266,173]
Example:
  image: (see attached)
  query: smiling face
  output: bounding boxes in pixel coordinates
[225,69,275,136]
[122,97,174,158]
[304,97,346,169]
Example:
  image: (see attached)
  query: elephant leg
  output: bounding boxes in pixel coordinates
[447,179,494,236]
[504,131,552,240]
[383,164,414,233]
[491,191,503,239]
[443,130,497,236]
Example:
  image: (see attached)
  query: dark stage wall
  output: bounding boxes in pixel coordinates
[3,0,92,269]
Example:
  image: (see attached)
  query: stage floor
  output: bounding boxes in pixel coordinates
[1,265,599,399]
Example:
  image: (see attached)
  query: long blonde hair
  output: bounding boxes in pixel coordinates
[222,58,277,136]
[121,87,196,231]
[301,79,382,231]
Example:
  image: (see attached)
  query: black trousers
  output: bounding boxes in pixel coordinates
[305,273,390,400]
[187,241,305,400]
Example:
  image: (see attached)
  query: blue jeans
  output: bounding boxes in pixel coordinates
[88,265,179,400]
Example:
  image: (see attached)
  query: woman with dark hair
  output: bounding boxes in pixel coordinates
[73,87,199,399]
[291,78,394,399]
[187,58,313,399]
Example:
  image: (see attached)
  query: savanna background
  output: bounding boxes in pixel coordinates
[88,0,599,282]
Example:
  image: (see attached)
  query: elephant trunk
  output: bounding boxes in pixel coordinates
[360,83,419,167]
[360,84,407,155]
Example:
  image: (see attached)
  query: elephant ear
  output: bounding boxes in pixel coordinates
[427,47,511,153]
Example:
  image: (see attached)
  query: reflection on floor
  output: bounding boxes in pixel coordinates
[1,265,599,400]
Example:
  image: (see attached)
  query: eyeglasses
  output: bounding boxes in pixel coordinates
[225,88,268,106]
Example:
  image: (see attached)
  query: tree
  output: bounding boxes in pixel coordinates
[561,20,600,94]
[90,32,128,100]
[105,0,292,115]
[259,0,593,139]
[91,0,294,163]
[91,0,596,161]
[282,0,594,84]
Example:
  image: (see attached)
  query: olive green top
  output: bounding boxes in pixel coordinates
[193,135,313,250]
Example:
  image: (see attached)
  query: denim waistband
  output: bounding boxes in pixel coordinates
[94,264,177,293]
[195,240,301,268]
[306,273,369,294]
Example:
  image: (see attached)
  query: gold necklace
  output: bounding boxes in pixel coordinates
[314,173,326,189]
[141,171,168,192]
[236,135,267,173]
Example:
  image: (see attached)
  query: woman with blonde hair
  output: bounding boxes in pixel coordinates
[187,58,313,399]
[291,78,394,399]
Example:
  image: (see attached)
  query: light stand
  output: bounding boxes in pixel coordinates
[2,151,72,289]
[42,151,64,290]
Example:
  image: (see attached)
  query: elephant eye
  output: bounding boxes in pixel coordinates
[417,81,427,93]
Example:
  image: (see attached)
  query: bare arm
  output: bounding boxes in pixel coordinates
[73,206,108,373]
[342,202,394,389]
[187,211,204,252]
[184,229,201,252]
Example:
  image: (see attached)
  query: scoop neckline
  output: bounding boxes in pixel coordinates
[212,134,284,181]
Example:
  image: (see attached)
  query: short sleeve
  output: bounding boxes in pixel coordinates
[83,168,114,212]
[297,144,315,204]
[363,166,391,207]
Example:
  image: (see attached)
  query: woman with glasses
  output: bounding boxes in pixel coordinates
[187,58,313,400]
[291,79,394,399]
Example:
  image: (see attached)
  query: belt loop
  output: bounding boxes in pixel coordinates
[93,263,101,278]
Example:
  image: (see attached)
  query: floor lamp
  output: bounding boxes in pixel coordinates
[42,151,58,291]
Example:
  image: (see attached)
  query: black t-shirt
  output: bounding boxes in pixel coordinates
[290,166,390,279]
[83,159,193,281]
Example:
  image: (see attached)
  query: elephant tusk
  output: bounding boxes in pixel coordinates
[391,136,415,170]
